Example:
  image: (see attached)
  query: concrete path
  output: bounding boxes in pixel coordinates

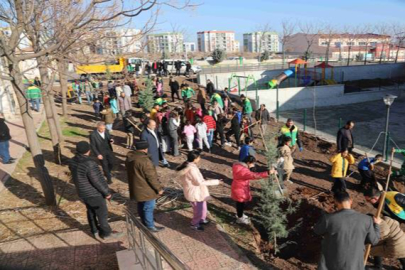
[0,111,44,192]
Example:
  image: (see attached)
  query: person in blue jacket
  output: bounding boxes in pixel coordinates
[238,137,256,162]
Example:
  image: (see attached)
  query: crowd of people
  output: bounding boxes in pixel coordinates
[61,75,405,269]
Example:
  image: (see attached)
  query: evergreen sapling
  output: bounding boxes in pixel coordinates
[139,79,155,112]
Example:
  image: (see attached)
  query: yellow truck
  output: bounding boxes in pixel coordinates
[75,58,127,78]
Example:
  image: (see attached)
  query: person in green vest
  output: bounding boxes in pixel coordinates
[181,85,195,104]
[210,92,224,109]
[364,188,405,224]
[279,118,303,152]
[154,97,167,106]
[26,83,42,112]
[392,148,405,178]
[240,94,253,122]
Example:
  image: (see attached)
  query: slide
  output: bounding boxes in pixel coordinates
[268,69,294,89]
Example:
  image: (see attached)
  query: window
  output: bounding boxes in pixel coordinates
[358,42,367,46]
[370,42,377,47]
[347,42,355,46]
[334,42,341,47]
[320,41,328,46]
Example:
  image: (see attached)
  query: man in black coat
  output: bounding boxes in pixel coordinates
[206,79,215,98]
[169,76,180,102]
[140,119,170,168]
[337,120,355,152]
[0,113,16,164]
[68,141,122,239]
[90,122,115,184]
[225,110,241,149]
[175,60,181,76]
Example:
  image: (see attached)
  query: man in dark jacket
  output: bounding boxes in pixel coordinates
[255,104,271,135]
[69,141,122,239]
[90,122,115,184]
[140,119,169,168]
[206,79,215,98]
[0,113,16,164]
[314,191,380,270]
[126,140,165,233]
[169,77,180,102]
[175,60,181,76]
[337,120,355,153]
[225,110,241,149]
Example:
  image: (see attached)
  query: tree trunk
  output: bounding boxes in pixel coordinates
[364,44,369,65]
[379,43,385,64]
[37,56,62,164]
[8,62,56,206]
[347,46,351,66]
[57,58,68,117]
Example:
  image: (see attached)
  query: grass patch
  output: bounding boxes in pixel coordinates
[62,127,88,137]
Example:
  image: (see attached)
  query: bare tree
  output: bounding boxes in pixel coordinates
[374,23,391,64]
[343,25,360,66]
[359,24,373,65]
[299,21,321,61]
[391,23,405,63]
[280,19,296,68]
[320,24,337,65]
[251,22,273,62]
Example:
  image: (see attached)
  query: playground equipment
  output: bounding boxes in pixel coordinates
[268,69,294,89]
[228,73,260,105]
[314,62,336,85]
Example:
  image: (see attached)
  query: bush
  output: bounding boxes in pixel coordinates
[212,48,226,63]
[138,79,155,112]
[260,50,270,62]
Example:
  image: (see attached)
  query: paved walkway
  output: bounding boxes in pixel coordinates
[0,111,44,192]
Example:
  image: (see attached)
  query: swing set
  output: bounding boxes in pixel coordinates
[228,73,260,105]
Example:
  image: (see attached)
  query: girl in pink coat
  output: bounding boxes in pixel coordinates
[177,150,222,231]
[183,120,197,151]
[231,155,275,224]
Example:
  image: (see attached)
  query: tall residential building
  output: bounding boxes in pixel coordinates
[183,42,196,52]
[243,32,279,53]
[234,40,240,53]
[94,29,142,55]
[147,32,184,54]
[197,30,236,52]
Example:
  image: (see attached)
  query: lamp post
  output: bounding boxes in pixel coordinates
[383,94,397,161]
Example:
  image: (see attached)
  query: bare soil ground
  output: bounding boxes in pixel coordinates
[0,75,404,269]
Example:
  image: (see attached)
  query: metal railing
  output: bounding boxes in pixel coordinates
[125,209,188,270]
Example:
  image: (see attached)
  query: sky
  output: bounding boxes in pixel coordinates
[133,0,405,43]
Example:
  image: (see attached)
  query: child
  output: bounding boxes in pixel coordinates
[239,137,256,162]
[109,95,119,117]
[277,136,295,189]
[177,150,221,231]
[103,93,110,106]
[183,120,196,151]
[93,99,103,119]
[231,156,273,224]
[100,104,116,132]
[195,117,210,152]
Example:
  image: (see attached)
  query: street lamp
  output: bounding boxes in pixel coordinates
[383,94,397,160]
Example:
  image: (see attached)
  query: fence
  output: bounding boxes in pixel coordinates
[125,209,188,270]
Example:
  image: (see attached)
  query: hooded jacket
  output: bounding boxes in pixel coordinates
[68,154,109,199]
[125,150,162,202]
[231,162,268,202]
[370,216,405,258]
[177,163,220,202]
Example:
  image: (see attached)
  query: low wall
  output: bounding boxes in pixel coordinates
[243,84,402,112]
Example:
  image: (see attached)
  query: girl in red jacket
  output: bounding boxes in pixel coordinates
[231,156,275,225]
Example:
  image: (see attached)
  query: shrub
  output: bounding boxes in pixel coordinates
[138,79,155,112]
[212,48,226,63]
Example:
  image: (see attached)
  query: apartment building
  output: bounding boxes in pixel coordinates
[94,29,142,55]
[197,30,236,52]
[147,32,184,54]
[183,42,196,52]
[243,32,279,53]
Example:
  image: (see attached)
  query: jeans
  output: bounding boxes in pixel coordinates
[85,91,93,104]
[190,201,207,226]
[30,98,40,111]
[207,129,214,148]
[0,140,10,163]
[169,132,179,156]
[137,199,156,229]
[83,196,112,237]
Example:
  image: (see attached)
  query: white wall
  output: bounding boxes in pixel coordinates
[242,84,402,112]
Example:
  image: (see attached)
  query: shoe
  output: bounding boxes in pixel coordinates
[286,180,293,184]
[236,214,250,225]
[101,231,124,240]
[9,157,17,161]
[107,180,113,185]
[162,163,170,168]
[207,149,211,153]
[200,219,210,225]
[92,232,99,239]
[190,225,204,231]
[148,226,165,233]
[3,160,15,165]
[225,142,232,147]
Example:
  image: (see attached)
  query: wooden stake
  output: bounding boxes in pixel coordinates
[363,149,395,265]
[258,120,268,152]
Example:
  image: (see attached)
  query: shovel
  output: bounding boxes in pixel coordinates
[273,174,285,198]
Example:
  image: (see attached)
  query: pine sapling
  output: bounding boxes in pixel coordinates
[139,79,155,112]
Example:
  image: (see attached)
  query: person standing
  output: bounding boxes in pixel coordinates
[231,156,272,224]
[277,136,295,188]
[33,77,41,87]
[279,118,302,152]
[117,92,132,117]
[100,104,115,132]
[203,113,216,148]
[206,79,215,97]
[26,83,42,112]
[364,189,405,224]
[84,80,93,104]
[175,60,181,76]
[240,94,253,122]
[183,120,197,151]
[90,122,115,184]
[370,216,405,270]
[197,86,207,113]
[109,95,119,117]
[357,154,383,191]
[168,111,180,156]
[330,149,355,193]
[123,83,132,98]
[92,99,104,119]
[195,117,210,152]
[169,77,180,102]
[225,111,241,149]
[0,113,16,164]
[177,150,221,231]
[181,85,195,104]
[239,137,256,162]
[125,140,165,233]
[69,141,122,239]
[255,104,271,135]
[140,119,170,168]
[210,92,224,109]
[337,120,355,153]
[314,191,380,270]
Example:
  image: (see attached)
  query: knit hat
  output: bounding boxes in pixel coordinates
[135,140,149,150]
[76,141,91,154]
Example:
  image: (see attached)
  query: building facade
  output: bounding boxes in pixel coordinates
[94,29,142,55]
[147,32,184,54]
[183,42,196,53]
[197,31,236,52]
[243,32,279,53]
